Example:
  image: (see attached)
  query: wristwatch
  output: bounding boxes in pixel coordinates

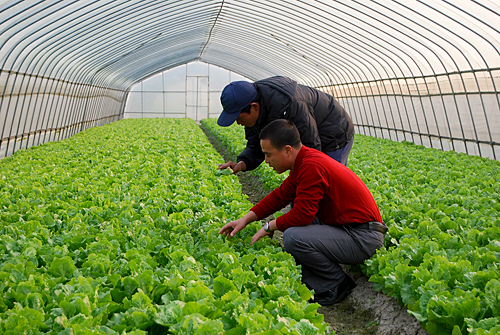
[263,222,273,232]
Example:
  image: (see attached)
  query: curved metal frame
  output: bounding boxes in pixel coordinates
[1,0,499,159]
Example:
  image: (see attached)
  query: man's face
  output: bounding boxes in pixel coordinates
[260,139,291,174]
[235,103,260,127]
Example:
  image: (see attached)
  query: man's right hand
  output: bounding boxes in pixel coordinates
[218,161,247,174]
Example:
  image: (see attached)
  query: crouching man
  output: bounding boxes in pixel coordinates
[219,119,387,306]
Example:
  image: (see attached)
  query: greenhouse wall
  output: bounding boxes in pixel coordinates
[325,71,500,160]
[2,66,499,161]
[0,71,124,158]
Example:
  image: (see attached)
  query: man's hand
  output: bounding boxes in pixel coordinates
[219,218,247,238]
[251,228,274,246]
[218,161,247,174]
[251,219,277,246]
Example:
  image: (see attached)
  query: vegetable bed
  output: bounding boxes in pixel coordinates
[200,119,288,191]
[0,118,328,335]
[201,118,500,335]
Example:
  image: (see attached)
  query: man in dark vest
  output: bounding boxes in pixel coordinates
[217,76,354,173]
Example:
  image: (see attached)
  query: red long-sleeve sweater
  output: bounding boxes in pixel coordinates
[251,146,382,231]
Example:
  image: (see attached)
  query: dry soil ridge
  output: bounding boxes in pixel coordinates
[344,269,429,335]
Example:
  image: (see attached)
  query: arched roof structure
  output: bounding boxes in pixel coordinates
[1,0,499,159]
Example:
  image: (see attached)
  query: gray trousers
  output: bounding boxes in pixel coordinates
[282,222,385,294]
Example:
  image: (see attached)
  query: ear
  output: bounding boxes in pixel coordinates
[284,145,292,155]
[251,102,260,113]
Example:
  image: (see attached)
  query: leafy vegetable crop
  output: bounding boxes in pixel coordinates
[353,138,500,335]
[0,118,328,334]
[202,118,500,335]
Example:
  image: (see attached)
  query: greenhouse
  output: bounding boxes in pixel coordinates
[0,1,499,335]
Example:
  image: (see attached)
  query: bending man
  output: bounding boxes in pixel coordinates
[219,119,386,306]
[217,76,354,173]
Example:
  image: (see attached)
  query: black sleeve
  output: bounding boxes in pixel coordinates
[237,126,265,171]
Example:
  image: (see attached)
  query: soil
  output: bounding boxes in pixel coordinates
[199,122,429,335]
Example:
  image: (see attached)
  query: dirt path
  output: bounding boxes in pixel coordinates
[199,123,429,335]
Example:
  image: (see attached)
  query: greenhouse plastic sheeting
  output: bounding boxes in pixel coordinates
[1,0,499,160]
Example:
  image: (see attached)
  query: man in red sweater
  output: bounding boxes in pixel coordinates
[219,119,387,306]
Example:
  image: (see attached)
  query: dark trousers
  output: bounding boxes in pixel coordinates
[282,221,385,294]
[326,135,354,166]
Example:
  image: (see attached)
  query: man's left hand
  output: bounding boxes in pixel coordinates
[251,227,274,246]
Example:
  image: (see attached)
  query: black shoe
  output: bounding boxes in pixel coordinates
[311,275,356,306]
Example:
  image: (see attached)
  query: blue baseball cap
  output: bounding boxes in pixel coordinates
[217,81,258,127]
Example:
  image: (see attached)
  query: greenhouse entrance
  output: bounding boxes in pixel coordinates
[186,74,209,121]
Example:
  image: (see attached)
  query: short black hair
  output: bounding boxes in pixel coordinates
[259,119,301,150]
